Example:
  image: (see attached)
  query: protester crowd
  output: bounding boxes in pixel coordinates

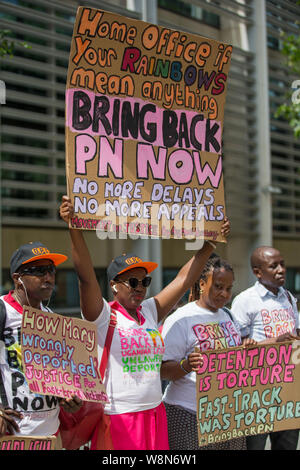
[0,197,299,451]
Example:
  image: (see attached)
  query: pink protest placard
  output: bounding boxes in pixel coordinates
[196,341,300,446]
[21,306,108,403]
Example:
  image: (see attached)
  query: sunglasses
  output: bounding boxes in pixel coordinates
[118,276,152,289]
[19,265,56,277]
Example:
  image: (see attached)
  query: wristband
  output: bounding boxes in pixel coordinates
[179,358,191,374]
[206,240,217,250]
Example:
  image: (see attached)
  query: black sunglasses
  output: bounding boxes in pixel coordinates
[119,276,152,289]
[19,265,56,277]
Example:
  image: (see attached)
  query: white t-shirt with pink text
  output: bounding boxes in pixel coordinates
[162,301,242,413]
[231,281,299,341]
[92,298,165,415]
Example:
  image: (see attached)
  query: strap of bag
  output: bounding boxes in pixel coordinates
[99,309,117,381]
[285,289,294,308]
[284,289,299,333]
[0,299,6,341]
[222,306,234,322]
[0,299,9,408]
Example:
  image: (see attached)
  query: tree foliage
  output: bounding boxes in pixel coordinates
[0,29,30,57]
[275,6,300,139]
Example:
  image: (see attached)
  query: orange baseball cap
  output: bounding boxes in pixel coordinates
[10,241,67,275]
[107,253,158,281]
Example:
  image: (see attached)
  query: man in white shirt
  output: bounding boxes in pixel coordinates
[231,246,299,450]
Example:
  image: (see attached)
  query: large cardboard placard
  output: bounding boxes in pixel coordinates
[65,7,232,242]
[0,435,56,450]
[21,307,108,403]
[196,341,300,447]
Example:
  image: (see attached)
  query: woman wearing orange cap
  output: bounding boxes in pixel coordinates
[60,196,230,450]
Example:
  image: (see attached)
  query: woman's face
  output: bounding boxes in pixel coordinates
[199,268,234,312]
[111,267,149,313]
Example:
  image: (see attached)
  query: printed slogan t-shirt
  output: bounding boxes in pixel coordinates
[231,281,299,342]
[162,301,242,413]
[93,298,165,415]
[0,292,60,436]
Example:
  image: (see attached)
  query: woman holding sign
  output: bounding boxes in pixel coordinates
[60,196,230,451]
[160,255,256,450]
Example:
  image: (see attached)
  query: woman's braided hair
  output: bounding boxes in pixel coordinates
[189,253,234,302]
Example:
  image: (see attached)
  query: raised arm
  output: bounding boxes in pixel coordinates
[60,196,103,321]
[154,219,230,323]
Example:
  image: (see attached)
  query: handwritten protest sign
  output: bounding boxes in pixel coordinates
[21,307,108,403]
[196,341,300,446]
[0,435,56,450]
[66,7,232,242]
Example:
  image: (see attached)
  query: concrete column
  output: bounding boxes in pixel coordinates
[248,0,272,248]
[220,6,258,291]
[140,0,157,24]
[126,0,157,23]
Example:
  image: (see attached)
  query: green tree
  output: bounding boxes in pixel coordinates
[275,8,300,138]
[0,29,30,57]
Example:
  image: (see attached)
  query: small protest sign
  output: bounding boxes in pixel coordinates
[196,341,300,446]
[21,306,108,403]
[65,7,232,242]
[0,435,56,450]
